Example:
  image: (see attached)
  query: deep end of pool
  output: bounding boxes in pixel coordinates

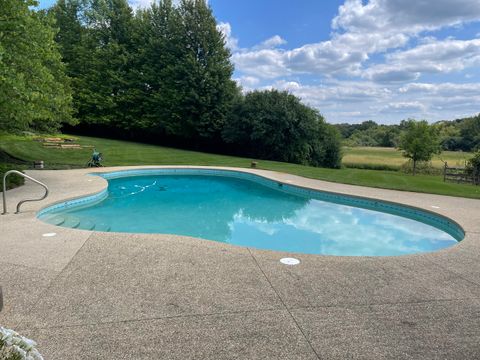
[37,168,464,256]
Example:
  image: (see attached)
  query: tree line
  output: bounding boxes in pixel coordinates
[336,114,480,152]
[0,0,342,168]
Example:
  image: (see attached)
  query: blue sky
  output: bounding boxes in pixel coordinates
[38,0,480,124]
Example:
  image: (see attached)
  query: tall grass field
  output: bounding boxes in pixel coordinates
[343,146,472,171]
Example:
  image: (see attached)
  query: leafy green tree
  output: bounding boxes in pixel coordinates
[345,125,400,147]
[51,0,136,129]
[335,121,400,148]
[311,125,342,168]
[460,114,480,151]
[334,123,358,139]
[137,0,184,137]
[223,90,342,168]
[173,0,237,143]
[0,0,74,132]
[358,120,378,131]
[398,120,440,175]
[465,150,480,185]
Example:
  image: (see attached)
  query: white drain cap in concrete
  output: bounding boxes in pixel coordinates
[42,232,57,237]
[280,257,300,265]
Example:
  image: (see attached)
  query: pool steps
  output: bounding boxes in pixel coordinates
[63,217,80,229]
[45,215,110,232]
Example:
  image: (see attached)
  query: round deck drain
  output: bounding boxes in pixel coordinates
[42,232,57,237]
[280,257,300,265]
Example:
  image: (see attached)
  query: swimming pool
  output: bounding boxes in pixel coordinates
[38,169,464,256]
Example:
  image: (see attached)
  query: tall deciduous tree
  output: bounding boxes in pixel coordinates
[138,0,183,136]
[174,0,237,143]
[51,0,135,128]
[398,119,440,175]
[0,0,73,132]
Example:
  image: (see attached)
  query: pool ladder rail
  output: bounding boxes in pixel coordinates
[2,170,49,214]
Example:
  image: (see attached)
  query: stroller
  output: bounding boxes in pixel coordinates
[86,149,103,167]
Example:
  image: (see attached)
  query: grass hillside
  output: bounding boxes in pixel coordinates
[1,133,479,199]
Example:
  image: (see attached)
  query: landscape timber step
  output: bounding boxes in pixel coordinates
[60,144,82,149]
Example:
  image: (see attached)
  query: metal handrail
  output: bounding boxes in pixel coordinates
[2,170,49,214]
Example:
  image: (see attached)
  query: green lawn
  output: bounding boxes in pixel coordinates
[1,133,479,199]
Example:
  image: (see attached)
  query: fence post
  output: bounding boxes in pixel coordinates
[443,162,447,182]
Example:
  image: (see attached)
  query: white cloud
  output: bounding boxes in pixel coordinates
[231,0,480,81]
[234,76,260,90]
[253,35,287,50]
[252,79,480,123]
[381,101,427,113]
[217,22,238,51]
[363,67,420,83]
[363,38,480,83]
[387,38,480,71]
[284,40,367,75]
[399,82,480,96]
[232,49,289,78]
[232,32,410,79]
[333,0,480,34]
[225,1,480,123]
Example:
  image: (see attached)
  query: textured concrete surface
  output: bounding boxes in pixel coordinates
[21,310,318,360]
[1,166,480,359]
[292,299,480,359]
[20,233,283,328]
[0,262,58,328]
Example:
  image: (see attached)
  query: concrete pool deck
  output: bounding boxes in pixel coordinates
[1,166,480,359]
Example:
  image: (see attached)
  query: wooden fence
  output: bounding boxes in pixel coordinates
[443,163,480,185]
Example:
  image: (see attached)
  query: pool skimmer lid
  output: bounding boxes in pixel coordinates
[280,257,300,265]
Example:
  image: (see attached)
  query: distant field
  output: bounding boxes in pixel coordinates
[343,146,472,170]
[1,134,479,199]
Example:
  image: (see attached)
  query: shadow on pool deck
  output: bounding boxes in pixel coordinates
[1,166,480,359]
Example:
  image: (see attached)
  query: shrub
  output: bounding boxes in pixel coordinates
[0,327,43,360]
[343,163,400,171]
[223,90,342,168]
[465,151,480,184]
[0,164,25,191]
[400,160,442,175]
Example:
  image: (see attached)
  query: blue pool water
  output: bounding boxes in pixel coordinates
[38,170,463,256]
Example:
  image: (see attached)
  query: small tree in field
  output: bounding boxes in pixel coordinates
[398,120,440,175]
[466,151,480,185]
